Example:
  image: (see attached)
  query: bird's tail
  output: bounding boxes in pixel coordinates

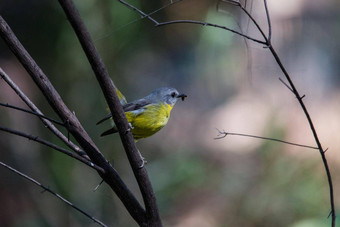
[97,82,126,137]
[115,85,127,105]
[100,127,118,137]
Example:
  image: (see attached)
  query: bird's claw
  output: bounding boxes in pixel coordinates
[137,149,147,169]
[125,123,134,134]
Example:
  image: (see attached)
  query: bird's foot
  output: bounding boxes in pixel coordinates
[137,149,147,168]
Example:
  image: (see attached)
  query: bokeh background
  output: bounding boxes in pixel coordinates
[1,0,340,226]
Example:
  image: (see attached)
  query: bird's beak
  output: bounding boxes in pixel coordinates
[177,93,187,101]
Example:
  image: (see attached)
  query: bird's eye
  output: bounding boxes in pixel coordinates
[171,92,176,98]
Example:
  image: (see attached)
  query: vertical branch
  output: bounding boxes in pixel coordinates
[269,46,335,226]
[56,0,162,226]
[263,0,271,43]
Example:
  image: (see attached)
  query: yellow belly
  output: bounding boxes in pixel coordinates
[125,103,173,140]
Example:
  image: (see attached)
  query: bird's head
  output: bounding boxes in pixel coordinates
[148,87,187,106]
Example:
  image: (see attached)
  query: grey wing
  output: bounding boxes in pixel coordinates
[96,98,151,125]
[123,98,152,112]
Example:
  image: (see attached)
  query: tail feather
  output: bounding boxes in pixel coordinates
[96,113,112,125]
[100,127,118,137]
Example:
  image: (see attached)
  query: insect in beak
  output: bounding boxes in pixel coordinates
[177,93,187,101]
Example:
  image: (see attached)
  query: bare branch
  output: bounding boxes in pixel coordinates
[0,161,107,227]
[118,0,182,25]
[0,14,146,225]
[127,0,335,223]
[215,3,335,224]
[117,0,159,25]
[0,102,64,126]
[156,20,267,45]
[96,0,183,41]
[0,126,104,173]
[279,77,294,93]
[215,129,319,150]
[0,67,84,158]
[268,45,335,226]
[263,0,271,42]
[57,0,163,226]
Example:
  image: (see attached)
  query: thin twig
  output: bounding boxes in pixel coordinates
[279,77,294,93]
[0,102,64,126]
[156,20,266,45]
[215,129,319,150]
[0,126,104,173]
[118,0,266,45]
[217,0,253,84]
[218,0,269,45]
[237,3,269,45]
[263,0,271,42]
[96,0,182,41]
[0,67,85,158]
[118,0,159,25]
[0,161,107,227]
[118,0,182,24]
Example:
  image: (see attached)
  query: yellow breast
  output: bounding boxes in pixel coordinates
[125,103,173,140]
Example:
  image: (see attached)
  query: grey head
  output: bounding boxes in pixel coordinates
[145,87,187,106]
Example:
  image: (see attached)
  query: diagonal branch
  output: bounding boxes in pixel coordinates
[156,20,267,45]
[0,161,107,227]
[0,14,146,225]
[0,126,104,172]
[0,67,84,157]
[57,0,162,226]
[269,45,335,226]
[263,0,271,42]
[118,0,266,45]
[117,0,159,25]
[0,102,64,126]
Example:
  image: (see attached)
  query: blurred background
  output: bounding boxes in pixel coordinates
[0,0,340,226]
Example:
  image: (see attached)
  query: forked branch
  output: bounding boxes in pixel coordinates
[0,14,146,225]
[57,0,161,225]
[0,161,107,227]
[117,0,336,225]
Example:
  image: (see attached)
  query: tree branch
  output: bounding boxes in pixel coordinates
[118,0,266,45]
[0,126,104,173]
[57,0,162,226]
[0,67,85,157]
[269,45,335,225]
[263,0,271,42]
[156,20,267,45]
[0,102,64,126]
[116,1,336,225]
[0,14,146,225]
[0,161,107,227]
[215,129,319,150]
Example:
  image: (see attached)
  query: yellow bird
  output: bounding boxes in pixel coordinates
[97,87,187,141]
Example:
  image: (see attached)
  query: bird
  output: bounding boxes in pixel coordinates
[97,87,187,141]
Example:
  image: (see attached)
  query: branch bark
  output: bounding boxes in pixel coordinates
[115,0,336,225]
[0,14,147,226]
[0,161,107,227]
[57,0,162,226]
